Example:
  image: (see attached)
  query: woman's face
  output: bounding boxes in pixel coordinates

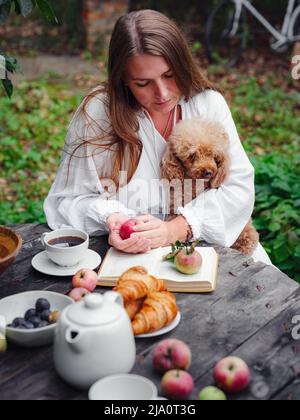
[125,54,182,116]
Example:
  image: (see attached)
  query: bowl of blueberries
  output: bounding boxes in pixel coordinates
[0,291,74,347]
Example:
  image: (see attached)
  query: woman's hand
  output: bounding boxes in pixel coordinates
[131,215,171,249]
[107,213,151,254]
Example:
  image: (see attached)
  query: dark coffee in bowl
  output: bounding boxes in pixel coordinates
[48,236,85,248]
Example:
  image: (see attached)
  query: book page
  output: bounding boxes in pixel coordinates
[157,247,217,285]
[98,247,162,278]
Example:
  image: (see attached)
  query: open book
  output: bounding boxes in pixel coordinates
[97,246,219,293]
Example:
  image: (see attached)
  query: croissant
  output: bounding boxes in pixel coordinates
[131,291,178,335]
[124,298,145,320]
[113,266,166,302]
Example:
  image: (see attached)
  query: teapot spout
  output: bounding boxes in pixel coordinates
[65,328,85,354]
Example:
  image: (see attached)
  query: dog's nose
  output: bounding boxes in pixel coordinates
[203,170,213,178]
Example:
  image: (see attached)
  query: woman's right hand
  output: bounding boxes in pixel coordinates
[107,213,151,254]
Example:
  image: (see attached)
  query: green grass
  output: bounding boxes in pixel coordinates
[1,70,299,281]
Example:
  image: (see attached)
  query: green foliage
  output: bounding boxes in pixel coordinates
[0,77,82,224]
[0,0,57,97]
[251,152,300,282]
[227,75,300,282]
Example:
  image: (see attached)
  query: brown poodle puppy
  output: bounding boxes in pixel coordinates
[160,118,259,255]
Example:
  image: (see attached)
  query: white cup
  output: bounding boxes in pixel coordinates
[41,228,89,267]
[88,374,159,400]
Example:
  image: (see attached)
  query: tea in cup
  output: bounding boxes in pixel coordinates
[41,228,89,267]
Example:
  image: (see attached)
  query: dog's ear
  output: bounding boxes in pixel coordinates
[210,154,231,188]
[160,148,185,181]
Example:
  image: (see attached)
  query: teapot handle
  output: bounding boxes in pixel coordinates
[104,291,124,307]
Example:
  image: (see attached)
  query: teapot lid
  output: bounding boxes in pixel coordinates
[66,292,123,327]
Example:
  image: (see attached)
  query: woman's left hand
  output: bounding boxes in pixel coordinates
[132,215,171,249]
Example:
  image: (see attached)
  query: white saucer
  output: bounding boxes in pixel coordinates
[32,250,102,277]
[135,312,181,338]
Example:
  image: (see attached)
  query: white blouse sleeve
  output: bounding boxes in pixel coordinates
[43,92,136,235]
[177,90,255,247]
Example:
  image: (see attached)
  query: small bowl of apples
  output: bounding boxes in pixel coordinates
[0,291,73,348]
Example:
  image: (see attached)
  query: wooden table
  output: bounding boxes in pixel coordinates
[0,224,300,400]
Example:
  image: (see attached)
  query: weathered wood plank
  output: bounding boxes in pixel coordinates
[0,224,299,400]
[130,267,300,399]
[189,297,300,400]
[272,380,300,400]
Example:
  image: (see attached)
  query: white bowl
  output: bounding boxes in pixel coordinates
[89,374,158,400]
[0,291,74,348]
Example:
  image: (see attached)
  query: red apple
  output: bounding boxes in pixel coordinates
[213,356,251,393]
[68,287,90,302]
[119,219,138,240]
[174,248,202,275]
[72,268,98,292]
[161,369,194,400]
[152,339,192,374]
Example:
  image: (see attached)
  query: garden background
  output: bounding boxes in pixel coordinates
[0,0,299,281]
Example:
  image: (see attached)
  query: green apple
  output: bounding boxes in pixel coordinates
[174,248,202,275]
[0,332,7,353]
[198,386,227,400]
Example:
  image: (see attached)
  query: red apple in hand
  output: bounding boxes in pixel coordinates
[161,370,194,400]
[68,288,90,302]
[119,219,138,240]
[72,268,98,292]
[213,356,251,393]
[152,339,192,374]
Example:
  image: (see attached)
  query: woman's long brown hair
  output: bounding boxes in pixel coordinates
[67,9,217,190]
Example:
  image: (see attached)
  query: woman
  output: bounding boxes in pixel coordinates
[44,9,272,265]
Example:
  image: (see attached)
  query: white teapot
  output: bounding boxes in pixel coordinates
[53,291,136,390]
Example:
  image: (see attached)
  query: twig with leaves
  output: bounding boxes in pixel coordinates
[0,0,58,97]
[163,239,201,262]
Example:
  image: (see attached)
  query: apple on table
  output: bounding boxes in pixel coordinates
[161,369,194,400]
[152,338,191,373]
[68,287,91,302]
[213,356,251,393]
[72,268,98,292]
[198,386,227,400]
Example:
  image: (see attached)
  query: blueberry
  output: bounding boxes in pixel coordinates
[35,298,51,313]
[29,316,41,328]
[12,317,25,328]
[25,309,37,321]
[40,310,51,322]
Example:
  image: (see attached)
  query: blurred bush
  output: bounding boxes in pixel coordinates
[130,0,289,22]
[0,0,85,54]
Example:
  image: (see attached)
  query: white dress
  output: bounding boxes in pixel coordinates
[44,88,273,266]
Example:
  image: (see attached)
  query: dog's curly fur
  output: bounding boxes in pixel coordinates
[160,118,259,255]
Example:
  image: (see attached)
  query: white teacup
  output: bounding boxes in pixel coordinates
[88,374,159,400]
[41,228,89,267]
